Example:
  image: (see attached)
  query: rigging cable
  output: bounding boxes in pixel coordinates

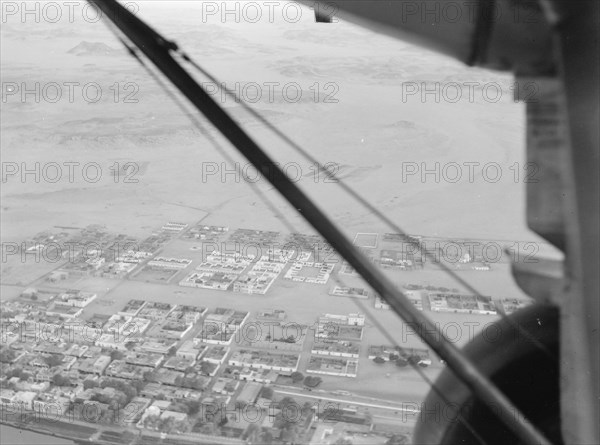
[107,28,487,443]
[90,3,554,444]
[176,52,555,361]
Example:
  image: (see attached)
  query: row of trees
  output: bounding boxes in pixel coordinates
[373,354,428,367]
[289,371,323,387]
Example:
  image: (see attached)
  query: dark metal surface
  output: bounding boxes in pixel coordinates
[303,0,597,443]
[298,0,555,75]
[413,304,561,445]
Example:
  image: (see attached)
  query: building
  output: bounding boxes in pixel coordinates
[306,356,358,378]
[196,309,249,345]
[118,299,147,317]
[46,271,69,282]
[74,355,112,375]
[284,261,335,284]
[0,389,17,406]
[54,290,97,308]
[179,271,237,290]
[312,341,360,358]
[236,382,262,406]
[85,257,105,270]
[139,338,178,355]
[166,305,206,324]
[125,351,164,368]
[147,257,192,269]
[137,302,175,320]
[117,250,153,263]
[163,355,195,372]
[32,394,71,414]
[428,293,497,315]
[374,297,390,310]
[256,309,286,321]
[12,391,38,410]
[319,313,365,327]
[176,340,207,360]
[330,286,369,299]
[238,368,279,384]
[228,349,300,373]
[46,304,83,319]
[161,222,189,232]
[201,346,230,365]
[211,377,239,395]
[232,260,284,294]
[347,313,365,326]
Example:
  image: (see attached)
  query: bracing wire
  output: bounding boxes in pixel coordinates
[94,6,555,442]
[176,51,555,362]
[104,24,490,445]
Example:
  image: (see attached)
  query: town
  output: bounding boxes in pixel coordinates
[1,221,532,444]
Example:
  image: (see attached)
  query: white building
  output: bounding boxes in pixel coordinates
[55,291,97,308]
[148,257,192,269]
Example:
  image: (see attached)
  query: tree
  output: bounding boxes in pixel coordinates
[170,401,189,414]
[261,429,274,444]
[52,373,71,386]
[6,367,21,379]
[143,370,156,381]
[386,434,410,444]
[199,361,213,376]
[303,376,322,388]
[243,423,261,442]
[0,348,16,363]
[260,386,274,399]
[373,356,386,364]
[395,357,408,368]
[192,378,206,391]
[186,400,201,416]
[407,355,421,366]
[283,335,296,343]
[290,371,304,383]
[301,402,315,417]
[44,354,64,367]
[110,350,124,361]
[83,379,98,389]
[167,346,177,357]
[279,424,298,443]
[278,396,297,408]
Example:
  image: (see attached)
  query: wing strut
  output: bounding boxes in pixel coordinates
[89,2,552,444]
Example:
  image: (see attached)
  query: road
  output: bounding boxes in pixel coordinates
[273,388,420,413]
